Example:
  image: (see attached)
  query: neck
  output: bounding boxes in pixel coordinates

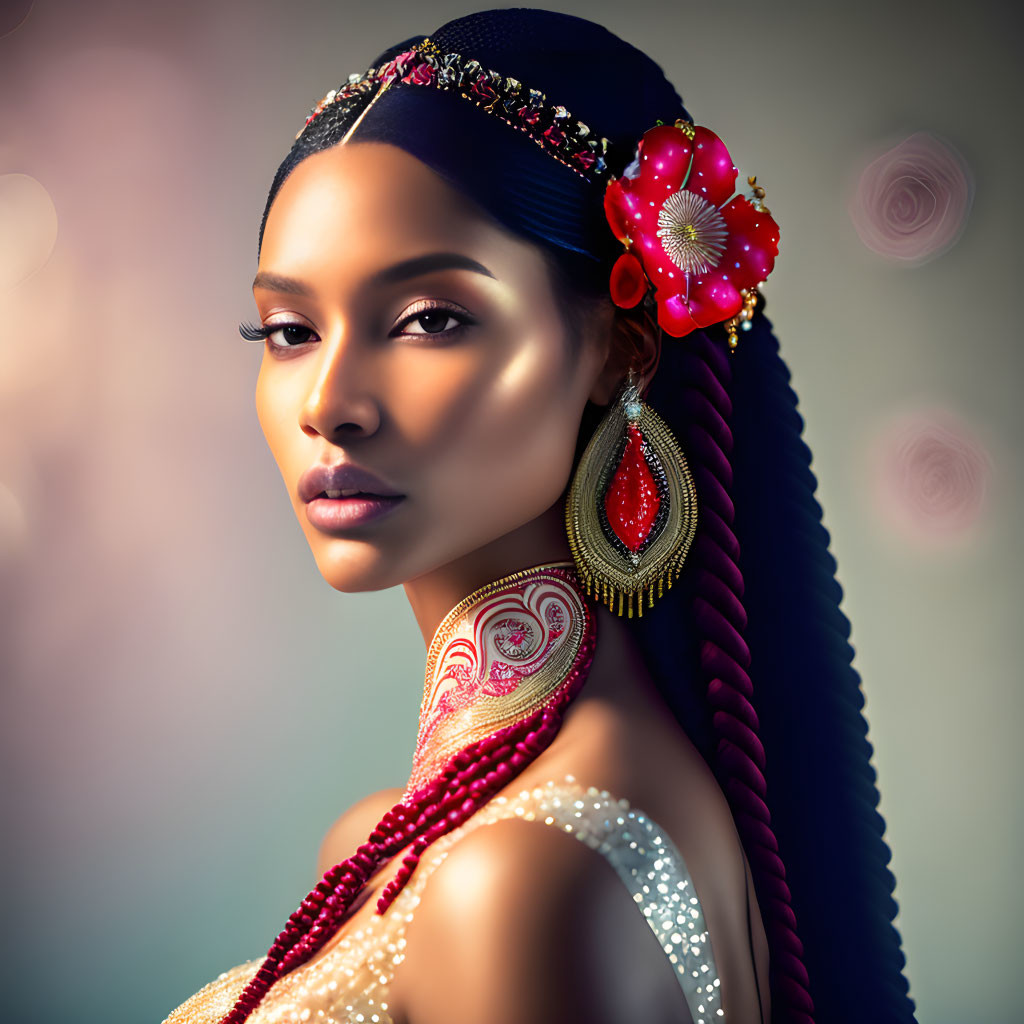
[403,557,595,800]
[402,500,573,648]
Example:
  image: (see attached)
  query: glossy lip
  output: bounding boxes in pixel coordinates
[305,493,405,531]
[297,460,404,503]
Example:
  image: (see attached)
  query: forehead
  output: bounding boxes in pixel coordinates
[259,141,539,283]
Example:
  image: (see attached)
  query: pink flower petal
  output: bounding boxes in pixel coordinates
[718,196,780,288]
[686,271,742,326]
[632,124,693,200]
[685,126,738,207]
[656,291,700,338]
[603,178,632,244]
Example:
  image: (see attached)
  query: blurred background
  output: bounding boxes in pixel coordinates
[1,1,1019,1021]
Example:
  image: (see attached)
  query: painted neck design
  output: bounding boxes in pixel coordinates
[404,560,594,800]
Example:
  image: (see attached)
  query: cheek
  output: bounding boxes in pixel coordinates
[255,364,280,452]
[393,329,583,507]
[255,361,301,485]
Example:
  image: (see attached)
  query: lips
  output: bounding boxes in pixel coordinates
[305,493,404,531]
[298,461,404,504]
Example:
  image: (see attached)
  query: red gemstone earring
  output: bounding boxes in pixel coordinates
[565,368,698,617]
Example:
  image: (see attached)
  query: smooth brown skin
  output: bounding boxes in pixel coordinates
[254,141,770,1023]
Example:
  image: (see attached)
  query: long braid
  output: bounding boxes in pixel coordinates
[725,307,917,1022]
[629,302,916,1022]
[669,325,815,1022]
[220,597,597,1024]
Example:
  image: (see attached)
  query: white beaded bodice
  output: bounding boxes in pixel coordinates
[162,776,723,1024]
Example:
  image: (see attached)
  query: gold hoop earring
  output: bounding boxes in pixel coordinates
[565,368,698,617]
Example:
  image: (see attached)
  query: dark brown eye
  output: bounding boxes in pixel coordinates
[414,310,457,334]
[392,300,475,340]
[271,324,316,346]
[239,320,320,352]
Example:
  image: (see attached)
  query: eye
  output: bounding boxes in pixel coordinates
[392,299,475,339]
[238,320,319,351]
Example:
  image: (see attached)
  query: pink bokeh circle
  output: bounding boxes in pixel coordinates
[868,407,992,545]
[849,132,974,265]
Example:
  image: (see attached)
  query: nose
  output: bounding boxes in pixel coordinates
[299,328,381,441]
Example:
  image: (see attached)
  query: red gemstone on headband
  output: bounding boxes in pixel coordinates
[603,424,660,551]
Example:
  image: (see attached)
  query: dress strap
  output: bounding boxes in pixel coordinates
[160,776,725,1024]
[477,776,724,1023]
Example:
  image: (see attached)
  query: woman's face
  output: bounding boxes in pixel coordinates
[253,141,612,593]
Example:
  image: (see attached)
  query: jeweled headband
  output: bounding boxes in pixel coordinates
[296,35,781,348]
[297,36,617,185]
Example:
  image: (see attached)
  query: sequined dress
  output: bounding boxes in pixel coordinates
[162,775,724,1024]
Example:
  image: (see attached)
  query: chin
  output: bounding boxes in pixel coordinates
[296,510,402,588]
[309,541,403,594]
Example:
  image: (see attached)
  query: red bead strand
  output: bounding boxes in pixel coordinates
[218,569,597,1024]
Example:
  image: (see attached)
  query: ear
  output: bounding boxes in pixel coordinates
[587,304,661,406]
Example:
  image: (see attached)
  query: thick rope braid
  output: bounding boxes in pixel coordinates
[672,327,815,1023]
[219,599,597,1024]
[726,310,917,1022]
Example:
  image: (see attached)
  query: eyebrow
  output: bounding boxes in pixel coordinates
[252,252,497,295]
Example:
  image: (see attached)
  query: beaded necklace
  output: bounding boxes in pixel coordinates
[220,560,598,1024]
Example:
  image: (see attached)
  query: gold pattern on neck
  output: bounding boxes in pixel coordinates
[404,561,587,799]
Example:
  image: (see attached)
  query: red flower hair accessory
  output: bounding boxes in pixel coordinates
[604,119,780,349]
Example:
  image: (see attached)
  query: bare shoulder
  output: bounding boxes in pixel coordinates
[547,700,770,1022]
[391,815,692,1024]
[316,786,405,878]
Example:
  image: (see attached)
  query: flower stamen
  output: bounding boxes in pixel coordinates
[656,190,728,276]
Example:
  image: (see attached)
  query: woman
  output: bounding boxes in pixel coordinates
[163,9,916,1024]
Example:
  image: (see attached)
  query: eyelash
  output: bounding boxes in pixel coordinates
[238,300,476,350]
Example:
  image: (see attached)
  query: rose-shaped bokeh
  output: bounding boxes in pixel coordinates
[849,131,974,265]
[868,408,992,545]
[604,122,780,338]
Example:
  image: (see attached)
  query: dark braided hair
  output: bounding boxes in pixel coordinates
[238,8,917,1024]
